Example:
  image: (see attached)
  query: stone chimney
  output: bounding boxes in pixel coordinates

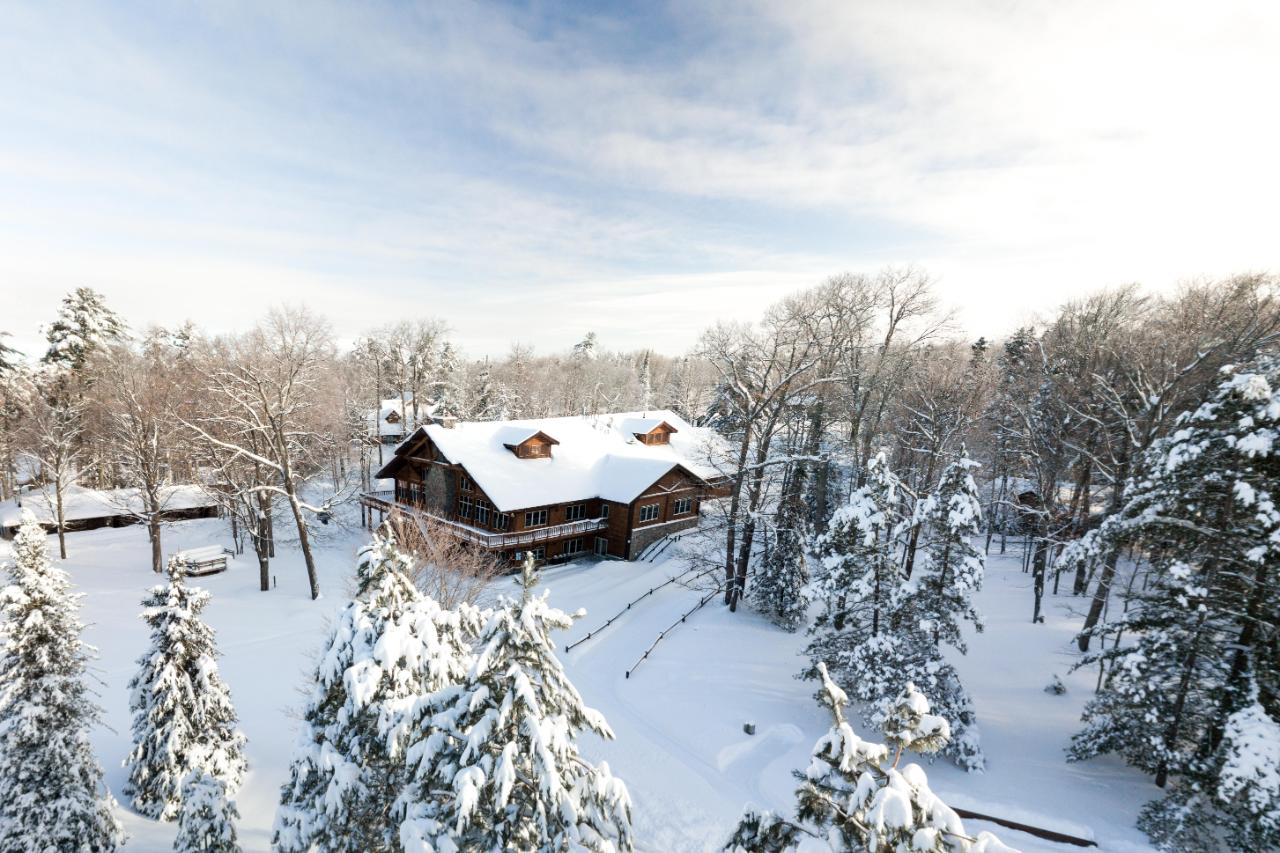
[441,415,458,429]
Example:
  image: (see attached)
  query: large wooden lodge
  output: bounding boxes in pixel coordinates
[361,410,728,563]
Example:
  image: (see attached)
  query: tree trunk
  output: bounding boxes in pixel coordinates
[148,517,162,573]
[55,477,67,560]
[1079,449,1131,650]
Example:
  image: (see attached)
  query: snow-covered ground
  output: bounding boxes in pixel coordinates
[0,517,1159,852]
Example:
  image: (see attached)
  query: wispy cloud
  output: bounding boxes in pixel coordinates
[0,1,1275,357]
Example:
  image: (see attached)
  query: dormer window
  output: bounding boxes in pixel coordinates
[631,420,677,446]
[502,429,560,459]
[385,410,401,424]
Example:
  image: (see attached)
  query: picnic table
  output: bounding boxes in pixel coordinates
[173,546,233,576]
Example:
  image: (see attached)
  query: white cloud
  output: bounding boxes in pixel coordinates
[0,1,1275,358]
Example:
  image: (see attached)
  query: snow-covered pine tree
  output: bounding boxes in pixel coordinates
[124,557,246,820]
[1069,356,1280,851]
[273,532,480,853]
[751,467,810,630]
[726,665,1014,853]
[398,555,633,852]
[0,514,125,851]
[41,286,127,372]
[805,451,903,667]
[173,769,241,853]
[910,448,985,654]
[637,350,653,410]
[803,452,985,771]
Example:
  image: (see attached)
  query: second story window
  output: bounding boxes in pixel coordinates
[474,500,491,526]
[459,474,473,492]
[638,503,660,523]
[495,513,512,531]
[458,496,473,519]
[525,509,548,528]
[674,497,693,515]
[565,504,585,522]
[601,504,610,519]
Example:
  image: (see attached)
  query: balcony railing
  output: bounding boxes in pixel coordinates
[359,491,607,550]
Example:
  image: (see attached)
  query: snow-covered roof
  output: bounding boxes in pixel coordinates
[618,417,677,436]
[0,484,218,530]
[380,410,727,512]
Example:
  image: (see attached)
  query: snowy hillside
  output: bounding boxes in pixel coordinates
[0,519,1158,851]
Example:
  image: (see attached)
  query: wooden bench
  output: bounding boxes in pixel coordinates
[173,546,233,576]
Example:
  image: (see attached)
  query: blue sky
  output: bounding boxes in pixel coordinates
[1,1,1276,357]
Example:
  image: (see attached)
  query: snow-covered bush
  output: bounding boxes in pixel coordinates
[274,532,481,852]
[1069,356,1280,850]
[173,769,241,853]
[124,558,246,820]
[397,555,633,852]
[0,513,125,851]
[726,665,1015,852]
[751,485,810,631]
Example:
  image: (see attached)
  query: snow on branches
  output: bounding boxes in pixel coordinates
[397,555,633,852]
[124,558,246,820]
[726,666,1015,852]
[0,514,125,851]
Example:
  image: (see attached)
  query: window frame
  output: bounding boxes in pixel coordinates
[524,509,548,528]
[638,503,660,523]
[673,497,693,515]
[565,503,585,522]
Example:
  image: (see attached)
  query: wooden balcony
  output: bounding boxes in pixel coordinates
[359,491,606,550]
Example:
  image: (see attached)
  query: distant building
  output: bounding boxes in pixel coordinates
[369,394,438,444]
[362,410,729,563]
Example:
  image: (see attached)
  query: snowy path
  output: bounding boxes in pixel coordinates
[0,520,1159,851]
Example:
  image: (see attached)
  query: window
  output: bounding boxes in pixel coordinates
[563,538,583,556]
[458,496,474,519]
[565,504,585,522]
[495,513,512,531]
[459,474,472,492]
[601,503,610,519]
[515,547,545,562]
[595,537,609,556]
[474,499,491,526]
[520,443,550,459]
[638,503,660,523]
[525,509,548,528]
[673,497,693,515]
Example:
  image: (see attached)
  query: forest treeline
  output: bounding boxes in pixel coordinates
[1,269,1278,848]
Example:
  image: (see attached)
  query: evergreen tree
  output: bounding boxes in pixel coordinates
[398,556,633,852]
[0,514,125,851]
[726,665,1012,852]
[434,341,462,418]
[751,467,809,630]
[637,350,653,410]
[910,449,985,654]
[124,558,246,820]
[173,769,241,853]
[470,360,499,421]
[0,331,19,376]
[41,286,127,372]
[1068,356,1280,851]
[274,533,480,853]
[804,453,984,771]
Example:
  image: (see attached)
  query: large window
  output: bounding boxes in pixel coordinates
[474,499,491,526]
[565,503,585,522]
[563,538,583,556]
[595,537,609,556]
[673,497,693,515]
[495,513,512,531]
[458,496,473,519]
[638,503,660,523]
[525,509,548,528]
